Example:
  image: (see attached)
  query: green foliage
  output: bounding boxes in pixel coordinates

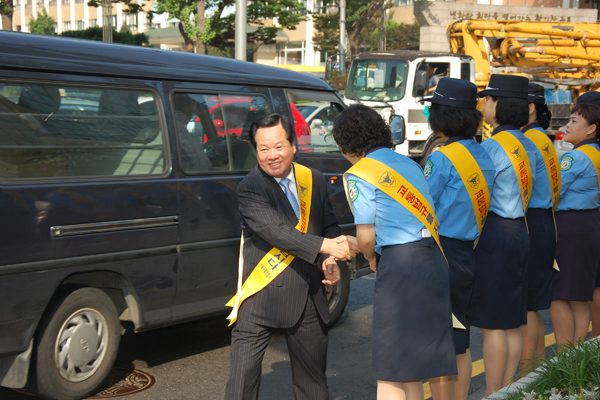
[505,339,600,400]
[60,26,149,46]
[327,70,347,91]
[371,20,420,51]
[86,0,145,15]
[29,8,56,35]
[0,0,13,16]
[312,0,384,57]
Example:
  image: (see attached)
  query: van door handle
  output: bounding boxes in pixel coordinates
[50,216,179,237]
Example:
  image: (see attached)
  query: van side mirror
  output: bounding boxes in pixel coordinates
[390,115,405,145]
[311,118,323,128]
[415,70,428,96]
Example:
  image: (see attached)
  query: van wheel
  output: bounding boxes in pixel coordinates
[419,137,446,168]
[28,287,120,400]
[326,261,350,328]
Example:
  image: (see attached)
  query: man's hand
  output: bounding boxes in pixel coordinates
[344,235,361,257]
[320,235,358,260]
[322,256,341,285]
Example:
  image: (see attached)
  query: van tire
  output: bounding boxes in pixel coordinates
[28,287,121,400]
[326,261,351,328]
[419,137,446,168]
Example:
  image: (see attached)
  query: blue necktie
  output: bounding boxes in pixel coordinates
[279,178,300,219]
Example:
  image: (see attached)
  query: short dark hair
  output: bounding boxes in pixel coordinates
[571,102,600,139]
[332,104,393,156]
[248,113,294,149]
[492,96,529,127]
[429,104,482,139]
[534,103,552,131]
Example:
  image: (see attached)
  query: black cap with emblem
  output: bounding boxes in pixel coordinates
[527,83,546,105]
[576,91,600,107]
[423,77,478,109]
[478,74,529,99]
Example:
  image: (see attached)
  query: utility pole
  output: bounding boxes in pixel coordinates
[102,0,112,42]
[339,0,346,73]
[235,0,247,61]
[378,1,386,51]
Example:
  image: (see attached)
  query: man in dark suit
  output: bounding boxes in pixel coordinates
[225,113,358,400]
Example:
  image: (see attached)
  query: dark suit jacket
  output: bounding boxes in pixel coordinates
[236,164,341,328]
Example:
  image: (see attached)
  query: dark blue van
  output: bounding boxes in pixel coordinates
[0,31,370,400]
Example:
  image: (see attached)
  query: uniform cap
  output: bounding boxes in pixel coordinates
[478,74,529,100]
[423,78,478,109]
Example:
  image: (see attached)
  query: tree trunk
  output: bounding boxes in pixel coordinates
[1,0,14,30]
[178,21,195,52]
[195,0,206,54]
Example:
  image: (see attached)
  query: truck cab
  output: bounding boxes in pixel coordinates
[344,51,475,163]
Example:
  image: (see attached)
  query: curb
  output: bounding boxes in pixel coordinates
[483,337,600,400]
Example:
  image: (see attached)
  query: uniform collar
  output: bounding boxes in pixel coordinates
[522,122,542,133]
[445,136,468,146]
[574,138,600,149]
[365,145,388,156]
[492,124,520,135]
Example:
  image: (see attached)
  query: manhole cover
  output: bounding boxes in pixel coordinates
[13,368,155,399]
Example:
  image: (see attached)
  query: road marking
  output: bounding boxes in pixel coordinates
[423,324,593,399]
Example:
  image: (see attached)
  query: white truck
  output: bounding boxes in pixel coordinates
[344,50,475,165]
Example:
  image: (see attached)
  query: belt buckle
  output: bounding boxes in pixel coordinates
[421,229,431,238]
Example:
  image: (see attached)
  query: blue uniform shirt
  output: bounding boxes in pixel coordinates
[522,122,553,210]
[481,125,538,219]
[347,148,432,254]
[556,138,600,211]
[425,137,495,241]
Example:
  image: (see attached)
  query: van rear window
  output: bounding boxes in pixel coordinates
[0,82,166,179]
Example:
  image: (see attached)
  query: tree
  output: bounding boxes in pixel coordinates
[61,26,150,46]
[370,20,419,51]
[29,9,56,35]
[312,0,389,58]
[1,0,13,30]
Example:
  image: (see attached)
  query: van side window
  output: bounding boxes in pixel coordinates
[0,82,166,179]
[286,89,343,154]
[173,93,268,173]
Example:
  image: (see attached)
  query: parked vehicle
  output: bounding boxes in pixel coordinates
[0,31,370,400]
[344,51,475,163]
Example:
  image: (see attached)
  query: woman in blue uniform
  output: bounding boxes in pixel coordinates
[468,74,537,396]
[423,78,495,400]
[519,83,558,370]
[550,100,600,349]
[332,104,456,400]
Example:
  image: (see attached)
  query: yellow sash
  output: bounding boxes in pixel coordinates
[491,131,533,214]
[225,163,313,326]
[343,157,465,329]
[438,142,490,235]
[524,129,561,212]
[576,144,600,193]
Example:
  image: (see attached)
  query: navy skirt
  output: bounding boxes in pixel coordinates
[526,208,556,311]
[372,238,457,382]
[468,211,530,330]
[552,209,600,301]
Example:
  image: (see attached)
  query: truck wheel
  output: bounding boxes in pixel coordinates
[326,261,351,328]
[28,287,121,400]
[420,137,446,168]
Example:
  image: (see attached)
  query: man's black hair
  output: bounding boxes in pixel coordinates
[249,113,294,149]
[492,96,529,127]
[332,104,393,156]
[429,104,482,139]
[534,103,552,131]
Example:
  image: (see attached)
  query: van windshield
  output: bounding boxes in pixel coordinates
[346,59,409,102]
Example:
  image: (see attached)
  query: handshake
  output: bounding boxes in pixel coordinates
[320,235,361,261]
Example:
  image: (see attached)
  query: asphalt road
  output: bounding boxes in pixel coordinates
[0,274,556,400]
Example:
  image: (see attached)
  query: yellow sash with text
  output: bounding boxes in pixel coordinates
[491,131,533,214]
[343,157,465,329]
[576,144,600,193]
[226,163,313,326]
[524,129,561,212]
[438,142,490,235]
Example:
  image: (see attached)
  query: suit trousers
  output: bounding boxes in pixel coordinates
[225,293,329,400]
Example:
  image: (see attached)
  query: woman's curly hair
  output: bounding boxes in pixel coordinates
[332,104,393,156]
